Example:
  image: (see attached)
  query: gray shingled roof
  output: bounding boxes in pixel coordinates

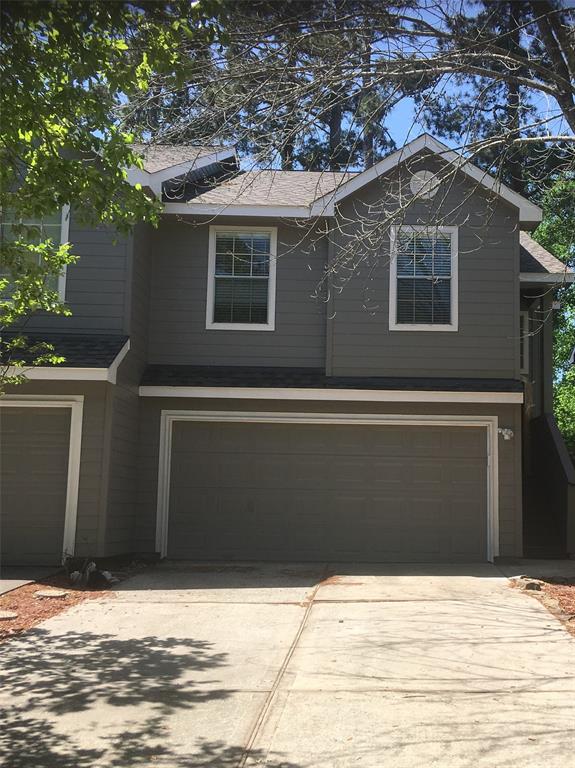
[132,144,233,174]
[141,365,523,392]
[4,333,128,367]
[520,231,570,274]
[188,170,356,207]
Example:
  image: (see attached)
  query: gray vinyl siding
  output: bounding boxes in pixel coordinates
[136,399,522,559]
[147,217,327,367]
[329,154,521,378]
[103,223,153,554]
[24,211,130,334]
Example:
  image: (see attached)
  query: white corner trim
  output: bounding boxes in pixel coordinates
[205,225,277,331]
[107,339,131,383]
[138,385,523,404]
[520,272,575,284]
[389,225,459,332]
[163,202,312,218]
[155,410,500,561]
[311,134,542,223]
[127,148,237,198]
[0,395,84,561]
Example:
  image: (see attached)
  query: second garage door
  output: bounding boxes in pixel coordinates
[167,420,488,562]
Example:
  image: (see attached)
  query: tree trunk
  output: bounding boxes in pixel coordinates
[329,100,342,170]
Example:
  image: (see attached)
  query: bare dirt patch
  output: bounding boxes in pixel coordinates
[0,560,155,642]
[511,576,575,638]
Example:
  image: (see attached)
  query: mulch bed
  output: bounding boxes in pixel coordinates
[512,576,575,638]
[0,559,155,642]
[0,572,113,642]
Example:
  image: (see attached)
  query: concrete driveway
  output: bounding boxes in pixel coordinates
[1,562,574,767]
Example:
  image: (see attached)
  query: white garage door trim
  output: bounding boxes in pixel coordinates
[0,395,84,561]
[156,410,500,562]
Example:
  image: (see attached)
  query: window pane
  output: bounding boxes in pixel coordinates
[212,231,271,324]
[397,253,414,277]
[215,252,233,275]
[432,279,451,323]
[233,251,251,276]
[252,252,269,276]
[395,229,453,326]
[214,277,268,324]
[413,279,433,323]
[434,234,451,276]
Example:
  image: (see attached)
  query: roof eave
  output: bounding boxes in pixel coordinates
[520,272,574,284]
[162,202,314,218]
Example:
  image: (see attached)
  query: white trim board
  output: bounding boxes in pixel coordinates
[6,339,131,384]
[0,395,84,561]
[155,410,500,562]
[139,385,523,404]
[163,203,311,218]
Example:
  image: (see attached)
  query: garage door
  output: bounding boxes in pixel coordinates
[0,407,71,566]
[167,420,488,562]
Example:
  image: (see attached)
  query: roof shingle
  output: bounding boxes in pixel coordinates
[4,333,129,368]
[520,231,570,275]
[141,365,523,392]
[132,144,233,174]
[187,170,356,207]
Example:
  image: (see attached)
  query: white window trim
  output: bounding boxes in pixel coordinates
[389,225,459,332]
[520,310,530,375]
[205,225,277,331]
[155,410,499,562]
[0,394,84,561]
[0,204,70,302]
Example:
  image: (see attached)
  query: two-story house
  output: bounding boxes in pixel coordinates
[1,134,573,566]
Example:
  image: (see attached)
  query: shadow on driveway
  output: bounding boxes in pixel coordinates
[0,628,301,767]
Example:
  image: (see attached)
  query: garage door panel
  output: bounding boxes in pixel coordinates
[168,421,488,562]
[1,407,70,566]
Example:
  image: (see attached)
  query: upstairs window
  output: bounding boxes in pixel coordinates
[206,227,277,330]
[0,206,70,299]
[389,226,458,331]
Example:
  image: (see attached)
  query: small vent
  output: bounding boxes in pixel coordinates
[410,170,439,199]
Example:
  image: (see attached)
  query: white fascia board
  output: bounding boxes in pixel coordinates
[139,385,523,404]
[520,272,575,284]
[163,202,312,218]
[310,134,542,224]
[8,367,109,381]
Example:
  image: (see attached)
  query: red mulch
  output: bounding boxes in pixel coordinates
[512,577,575,638]
[0,572,113,642]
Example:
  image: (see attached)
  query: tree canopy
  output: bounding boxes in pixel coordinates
[0,0,219,388]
